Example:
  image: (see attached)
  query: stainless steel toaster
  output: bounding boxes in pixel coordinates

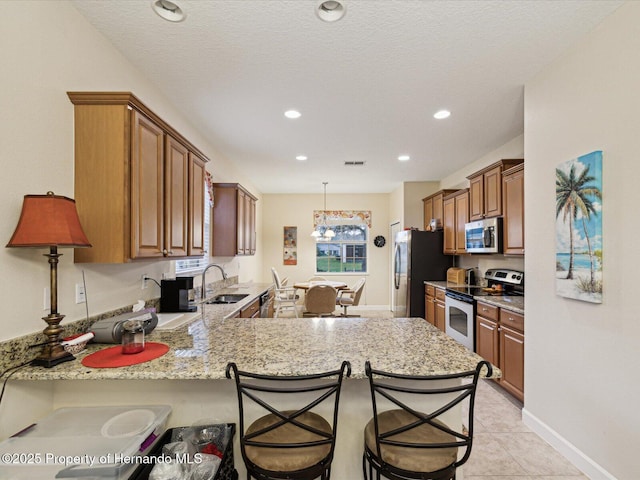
[91,311,158,344]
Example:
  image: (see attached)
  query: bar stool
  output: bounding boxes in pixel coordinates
[363,360,492,480]
[226,361,351,480]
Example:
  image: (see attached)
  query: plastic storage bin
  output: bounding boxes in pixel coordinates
[129,423,237,480]
[0,405,171,480]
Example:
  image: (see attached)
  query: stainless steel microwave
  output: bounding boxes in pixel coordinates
[465,217,502,253]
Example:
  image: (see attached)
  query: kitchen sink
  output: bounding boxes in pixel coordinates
[206,293,249,304]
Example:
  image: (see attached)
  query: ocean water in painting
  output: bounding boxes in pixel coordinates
[556,253,601,271]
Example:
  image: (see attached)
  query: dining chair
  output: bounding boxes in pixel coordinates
[271,267,299,318]
[225,361,351,480]
[308,276,327,281]
[363,360,492,480]
[303,285,337,317]
[336,278,366,316]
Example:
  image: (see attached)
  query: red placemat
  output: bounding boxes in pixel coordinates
[81,342,170,368]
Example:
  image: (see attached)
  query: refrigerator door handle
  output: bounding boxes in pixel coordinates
[394,242,401,289]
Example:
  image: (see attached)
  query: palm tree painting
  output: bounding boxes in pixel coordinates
[555,150,603,303]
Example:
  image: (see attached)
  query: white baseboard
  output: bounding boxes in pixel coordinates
[522,408,617,480]
[348,305,390,311]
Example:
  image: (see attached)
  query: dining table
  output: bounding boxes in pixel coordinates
[292,280,349,292]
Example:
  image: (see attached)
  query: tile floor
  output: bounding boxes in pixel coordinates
[460,378,588,480]
[278,306,588,479]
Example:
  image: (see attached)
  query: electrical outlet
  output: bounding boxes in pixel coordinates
[75,283,86,304]
[141,274,148,290]
[43,287,50,311]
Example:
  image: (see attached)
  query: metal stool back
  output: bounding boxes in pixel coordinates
[226,361,351,480]
[363,360,492,480]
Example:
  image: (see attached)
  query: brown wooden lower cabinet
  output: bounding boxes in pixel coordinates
[425,285,435,326]
[475,301,524,402]
[240,298,260,318]
[424,285,446,332]
[434,289,446,332]
[476,316,499,366]
[499,325,524,400]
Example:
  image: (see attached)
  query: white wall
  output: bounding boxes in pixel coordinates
[523,3,639,479]
[0,1,261,342]
[261,193,390,307]
[389,184,404,228]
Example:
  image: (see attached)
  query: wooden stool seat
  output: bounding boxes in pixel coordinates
[246,410,332,473]
[364,409,457,473]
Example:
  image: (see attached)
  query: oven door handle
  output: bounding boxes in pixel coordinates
[445,291,474,304]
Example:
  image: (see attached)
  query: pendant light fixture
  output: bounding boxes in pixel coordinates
[311,182,336,242]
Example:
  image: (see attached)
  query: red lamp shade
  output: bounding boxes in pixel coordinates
[6,192,91,248]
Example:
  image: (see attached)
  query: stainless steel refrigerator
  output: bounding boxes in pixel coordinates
[393,230,451,318]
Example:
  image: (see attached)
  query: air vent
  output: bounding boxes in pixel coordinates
[344,161,366,166]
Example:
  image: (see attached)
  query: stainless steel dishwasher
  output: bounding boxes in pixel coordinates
[259,291,270,317]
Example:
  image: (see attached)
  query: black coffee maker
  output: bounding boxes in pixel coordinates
[160,277,197,312]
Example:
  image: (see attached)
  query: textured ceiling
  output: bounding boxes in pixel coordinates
[70,0,622,194]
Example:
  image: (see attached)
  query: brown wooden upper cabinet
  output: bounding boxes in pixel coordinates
[422,189,457,231]
[68,92,209,263]
[502,163,525,255]
[442,189,469,255]
[211,183,257,256]
[467,159,523,221]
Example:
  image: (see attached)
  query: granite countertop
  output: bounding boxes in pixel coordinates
[424,280,449,289]
[424,280,524,314]
[11,314,499,381]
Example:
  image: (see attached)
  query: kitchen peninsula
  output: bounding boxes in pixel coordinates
[9,311,497,478]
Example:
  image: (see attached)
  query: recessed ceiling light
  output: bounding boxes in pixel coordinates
[434,110,451,119]
[398,155,410,162]
[151,0,186,22]
[284,110,302,119]
[296,155,308,161]
[316,0,346,22]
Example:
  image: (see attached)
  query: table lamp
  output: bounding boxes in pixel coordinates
[6,192,91,367]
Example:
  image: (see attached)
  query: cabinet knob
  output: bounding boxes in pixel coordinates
[162,249,168,256]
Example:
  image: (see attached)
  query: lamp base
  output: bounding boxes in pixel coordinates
[32,311,75,368]
[31,350,75,368]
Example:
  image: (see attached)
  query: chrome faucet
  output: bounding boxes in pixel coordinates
[201,263,227,301]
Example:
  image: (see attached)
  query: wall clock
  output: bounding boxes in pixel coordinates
[374,235,386,248]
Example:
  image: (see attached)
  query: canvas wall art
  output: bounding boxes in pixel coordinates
[555,150,603,303]
[283,226,297,265]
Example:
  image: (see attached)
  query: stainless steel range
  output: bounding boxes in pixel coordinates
[444,269,524,351]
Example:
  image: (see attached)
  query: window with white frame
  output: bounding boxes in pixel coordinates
[175,187,210,274]
[315,224,368,274]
